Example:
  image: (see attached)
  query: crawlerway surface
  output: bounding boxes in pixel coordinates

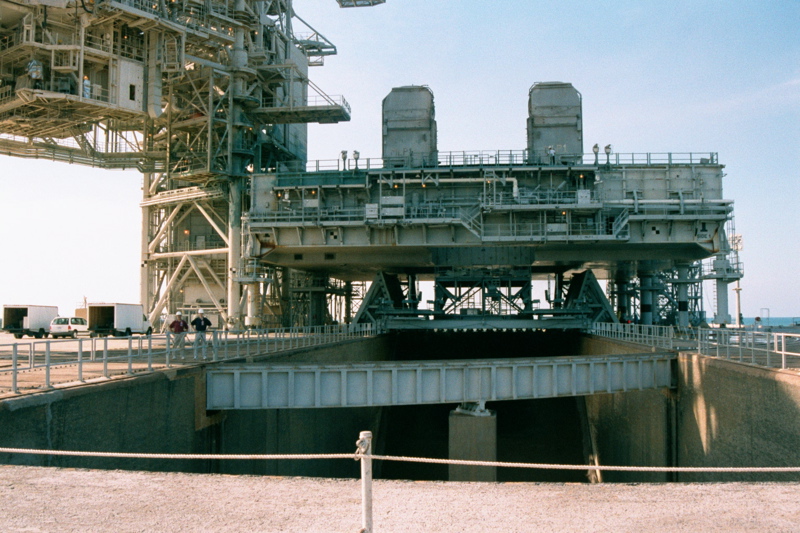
[1,465,799,532]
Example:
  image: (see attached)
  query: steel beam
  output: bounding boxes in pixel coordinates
[206,353,675,410]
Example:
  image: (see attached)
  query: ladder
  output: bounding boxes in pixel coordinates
[162,36,182,73]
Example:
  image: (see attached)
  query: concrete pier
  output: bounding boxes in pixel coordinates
[448,407,497,481]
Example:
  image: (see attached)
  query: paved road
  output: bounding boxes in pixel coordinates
[1,465,799,532]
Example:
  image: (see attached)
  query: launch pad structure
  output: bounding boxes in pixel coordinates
[0,0,741,331]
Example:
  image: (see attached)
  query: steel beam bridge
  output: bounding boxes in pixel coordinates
[206,352,675,410]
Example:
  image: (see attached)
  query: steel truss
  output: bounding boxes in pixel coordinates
[0,0,374,328]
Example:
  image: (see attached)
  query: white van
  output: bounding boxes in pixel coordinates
[49,316,90,338]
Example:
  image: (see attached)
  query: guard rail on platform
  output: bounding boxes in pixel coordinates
[284,151,720,174]
[0,324,375,396]
[590,323,800,371]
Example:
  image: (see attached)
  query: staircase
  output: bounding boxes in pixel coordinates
[459,205,483,238]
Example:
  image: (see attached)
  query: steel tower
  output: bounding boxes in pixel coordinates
[0,0,382,328]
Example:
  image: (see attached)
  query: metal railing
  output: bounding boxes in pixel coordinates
[287,151,720,175]
[0,324,374,395]
[697,328,800,370]
[590,323,683,350]
[590,323,800,371]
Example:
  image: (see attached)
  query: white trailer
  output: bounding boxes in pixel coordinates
[2,305,59,339]
[87,303,152,337]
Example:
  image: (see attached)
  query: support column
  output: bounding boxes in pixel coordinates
[309,273,328,326]
[227,179,243,327]
[344,281,353,324]
[711,254,733,326]
[553,273,565,308]
[676,264,690,328]
[245,284,260,328]
[639,270,655,325]
[615,276,630,323]
[140,172,153,313]
[448,402,497,482]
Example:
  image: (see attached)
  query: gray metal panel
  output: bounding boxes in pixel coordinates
[207,353,675,410]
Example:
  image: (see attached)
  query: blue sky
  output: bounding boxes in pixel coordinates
[0,0,798,318]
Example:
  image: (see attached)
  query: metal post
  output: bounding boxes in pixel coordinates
[357,431,373,533]
[781,335,787,369]
[12,344,18,394]
[78,340,83,382]
[127,337,133,375]
[166,332,172,367]
[45,342,51,388]
[212,331,218,362]
[103,338,109,378]
[147,336,152,371]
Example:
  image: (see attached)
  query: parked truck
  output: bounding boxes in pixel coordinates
[2,305,59,338]
[87,303,152,337]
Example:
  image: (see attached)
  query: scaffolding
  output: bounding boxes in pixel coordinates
[0,0,377,327]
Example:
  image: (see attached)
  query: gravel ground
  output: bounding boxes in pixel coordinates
[1,465,800,532]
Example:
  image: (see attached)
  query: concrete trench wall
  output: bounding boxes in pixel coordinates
[3,332,800,482]
[676,353,800,482]
[579,335,675,482]
[581,335,800,482]
[0,336,393,476]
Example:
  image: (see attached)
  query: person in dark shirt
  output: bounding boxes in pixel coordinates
[191,308,213,358]
[168,311,188,350]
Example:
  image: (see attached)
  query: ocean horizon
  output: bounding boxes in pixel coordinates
[741,316,799,327]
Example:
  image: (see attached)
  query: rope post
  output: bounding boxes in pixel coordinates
[356,430,373,533]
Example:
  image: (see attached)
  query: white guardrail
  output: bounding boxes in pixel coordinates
[591,323,800,371]
[0,324,374,395]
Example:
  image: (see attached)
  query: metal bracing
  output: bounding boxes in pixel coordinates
[206,352,676,410]
[282,270,357,327]
[606,261,706,327]
[0,0,378,329]
[433,267,534,317]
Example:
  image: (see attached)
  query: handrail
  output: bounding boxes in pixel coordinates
[283,151,720,175]
[590,323,800,371]
[0,323,375,395]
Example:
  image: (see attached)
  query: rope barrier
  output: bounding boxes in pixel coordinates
[368,455,800,473]
[2,446,799,473]
[0,447,355,461]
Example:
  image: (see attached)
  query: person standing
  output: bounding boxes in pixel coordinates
[191,308,213,358]
[27,58,43,89]
[169,311,188,352]
[82,75,91,98]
